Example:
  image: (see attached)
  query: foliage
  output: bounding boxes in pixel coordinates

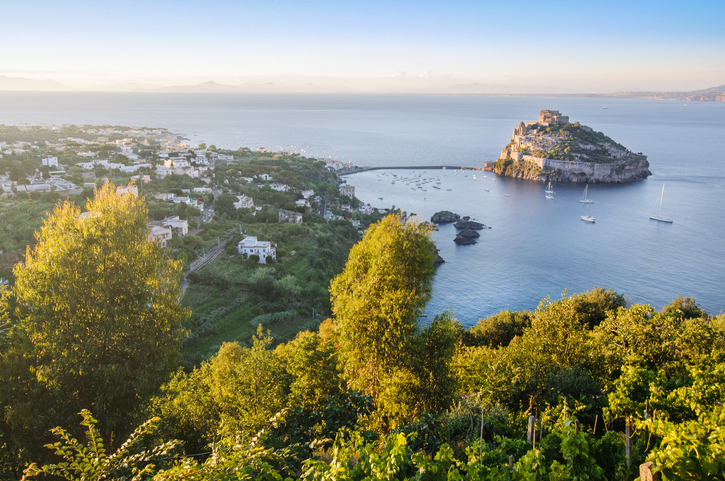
[22,410,179,481]
[330,213,449,429]
[469,310,532,347]
[151,327,290,454]
[3,182,188,459]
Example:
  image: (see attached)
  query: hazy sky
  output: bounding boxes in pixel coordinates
[3,0,724,92]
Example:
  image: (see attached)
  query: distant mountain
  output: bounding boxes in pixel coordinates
[606,84,725,101]
[0,75,66,91]
[137,81,333,94]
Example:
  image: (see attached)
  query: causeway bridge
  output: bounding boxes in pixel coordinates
[337,165,483,176]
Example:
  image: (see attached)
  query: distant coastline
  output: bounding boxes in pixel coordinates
[1,75,723,101]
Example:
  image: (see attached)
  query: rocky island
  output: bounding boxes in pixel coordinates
[484,110,651,183]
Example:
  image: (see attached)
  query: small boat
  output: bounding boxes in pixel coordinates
[472,175,476,180]
[581,216,595,223]
[446,188,452,191]
[580,184,594,204]
[505,193,511,197]
[484,189,490,192]
[650,183,673,223]
[545,182,555,195]
[546,194,554,200]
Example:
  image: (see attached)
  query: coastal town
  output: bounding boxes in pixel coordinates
[0,124,380,260]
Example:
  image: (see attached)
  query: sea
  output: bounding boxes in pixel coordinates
[1,92,723,324]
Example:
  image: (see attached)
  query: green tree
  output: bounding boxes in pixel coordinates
[330,213,449,429]
[151,328,290,453]
[4,182,188,453]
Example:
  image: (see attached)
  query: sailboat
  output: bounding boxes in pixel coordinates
[580,184,594,203]
[650,183,673,223]
[544,181,554,199]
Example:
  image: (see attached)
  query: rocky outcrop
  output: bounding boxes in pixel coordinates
[433,249,445,265]
[454,216,485,230]
[454,234,476,245]
[457,228,480,238]
[431,211,460,223]
[489,111,651,183]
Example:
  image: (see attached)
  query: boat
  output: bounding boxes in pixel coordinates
[650,183,673,223]
[546,194,554,200]
[580,184,594,203]
[505,193,511,197]
[484,189,490,192]
[581,215,595,223]
[545,182,555,194]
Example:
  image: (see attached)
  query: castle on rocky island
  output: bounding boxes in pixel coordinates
[487,110,651,183]
[502,110,571,162]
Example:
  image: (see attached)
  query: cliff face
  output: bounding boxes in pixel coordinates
[487,111,651,183]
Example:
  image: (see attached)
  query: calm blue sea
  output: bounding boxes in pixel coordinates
[1,92,723,323]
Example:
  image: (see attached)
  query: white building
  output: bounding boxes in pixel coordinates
[340,184,355,198]
[42,156,59,167]
[161,216,188,236]
[120,163,151,173]
[271,182,290,192]
[116,185,139,197]
[148,225,173,247]
[300,189,314,199]
[164,159,190,168]
[233,195,255,209]
[237,236,276,263]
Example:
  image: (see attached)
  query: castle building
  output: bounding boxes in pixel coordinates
[537,110,569,126]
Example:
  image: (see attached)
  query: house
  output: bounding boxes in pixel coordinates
[161,216,188,236]
[153,193,175,201]
[148,225,173,247]
[237,236,276,264]
[256,173,273,181]
[233,195,254,210]
[295,199,311,208]
[279,209,303,223]
[340,184,355,198]
[116,185,138,197]
[42,156,58,167]
[271,182,290,192]
[120,164,151,173]
[341,204,352,212]
[300,189,314,199]
[130,175,151,184]
[164,159,190,168]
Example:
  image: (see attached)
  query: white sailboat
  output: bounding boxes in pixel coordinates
[580,184,594,203]
[650,183,673,223]
[581,215,595,223]
[545,182,555,194]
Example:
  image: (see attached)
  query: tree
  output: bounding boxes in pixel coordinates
[330,213,449,429]
[4,182,188,453]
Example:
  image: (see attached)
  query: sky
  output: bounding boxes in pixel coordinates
[2,0,724,93]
